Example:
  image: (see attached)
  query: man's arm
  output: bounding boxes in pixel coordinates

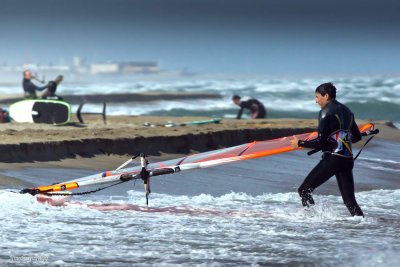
[350,115,362,144]
[25,81,48,92]
[298,113,330,149]
[236,107,244,119]
[298,137,321,150]
[35,84,48,91]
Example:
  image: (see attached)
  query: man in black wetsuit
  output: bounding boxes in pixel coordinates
[232,95,267,119]
[22,70,48,99]
[290,82,364,217]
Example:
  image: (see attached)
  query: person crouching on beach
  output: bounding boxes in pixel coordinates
[290,82,364,217]
[232,95,267,119]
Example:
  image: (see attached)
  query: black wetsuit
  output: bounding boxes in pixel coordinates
[297,99,364,216]
[41,81,63,100]
[236,98,266,119]
[22,78,47,99]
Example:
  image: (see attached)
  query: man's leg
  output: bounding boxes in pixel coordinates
[41,89,51,99]
[24,91,37,99]
[298,155,336,207]
[254,107,266,119]
[336,168,364,217]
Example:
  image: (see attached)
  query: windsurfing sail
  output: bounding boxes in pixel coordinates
[21,123,377,196]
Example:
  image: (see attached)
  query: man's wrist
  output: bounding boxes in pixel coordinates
[298,140,306,147]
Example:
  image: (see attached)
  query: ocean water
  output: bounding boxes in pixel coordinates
[0,139,399,266]
[1,76,399,126]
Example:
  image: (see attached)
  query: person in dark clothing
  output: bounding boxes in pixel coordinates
[41,75,63,100]
[0,108,10,123]
[290,82,364,217]
[22,71,63,100]
[232,95,267,119]
[22,70,48,99]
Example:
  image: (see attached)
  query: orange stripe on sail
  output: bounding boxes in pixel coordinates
[37,182,79,193]
[359,123,374,132]
[242,146,297,160]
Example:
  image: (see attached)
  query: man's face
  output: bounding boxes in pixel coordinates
[315,92,330,109]
[24,71,32,80]
[233,98,241,106]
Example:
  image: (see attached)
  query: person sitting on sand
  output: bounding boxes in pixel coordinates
[22,71,63,100]
[22,70,49,99]
[290,82,364,217]
[41,75,64,101]
[232,95,267,119]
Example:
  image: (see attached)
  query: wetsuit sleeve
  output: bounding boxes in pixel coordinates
[26,81,48,92]
[236,102,245,119]
[350,115,362,144]
[236,107,244,119]
[298,113,331,150]
[35,84,48,91]
[298,138,320,149]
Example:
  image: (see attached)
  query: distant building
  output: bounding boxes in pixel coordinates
[71,56,89,74]
[37,64,70,72]
[90,63,119,75]
[73,56,82,67]
[120,62,159,74]
[0,58,162,78]
[0,64,70,72]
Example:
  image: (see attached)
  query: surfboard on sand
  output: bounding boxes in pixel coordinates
[9,99,71,125]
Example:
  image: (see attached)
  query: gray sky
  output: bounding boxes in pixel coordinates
[0,0,399,74]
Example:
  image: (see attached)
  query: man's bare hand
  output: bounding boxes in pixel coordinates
[290,136,299,149]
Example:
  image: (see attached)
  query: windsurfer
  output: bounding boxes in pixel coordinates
[232,95,267,119]
[290,83,364,216]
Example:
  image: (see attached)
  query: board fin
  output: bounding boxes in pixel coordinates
[77,102,107,124]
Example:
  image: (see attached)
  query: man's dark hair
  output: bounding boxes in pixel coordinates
[315,82,336,100]
[232,95,241,100]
